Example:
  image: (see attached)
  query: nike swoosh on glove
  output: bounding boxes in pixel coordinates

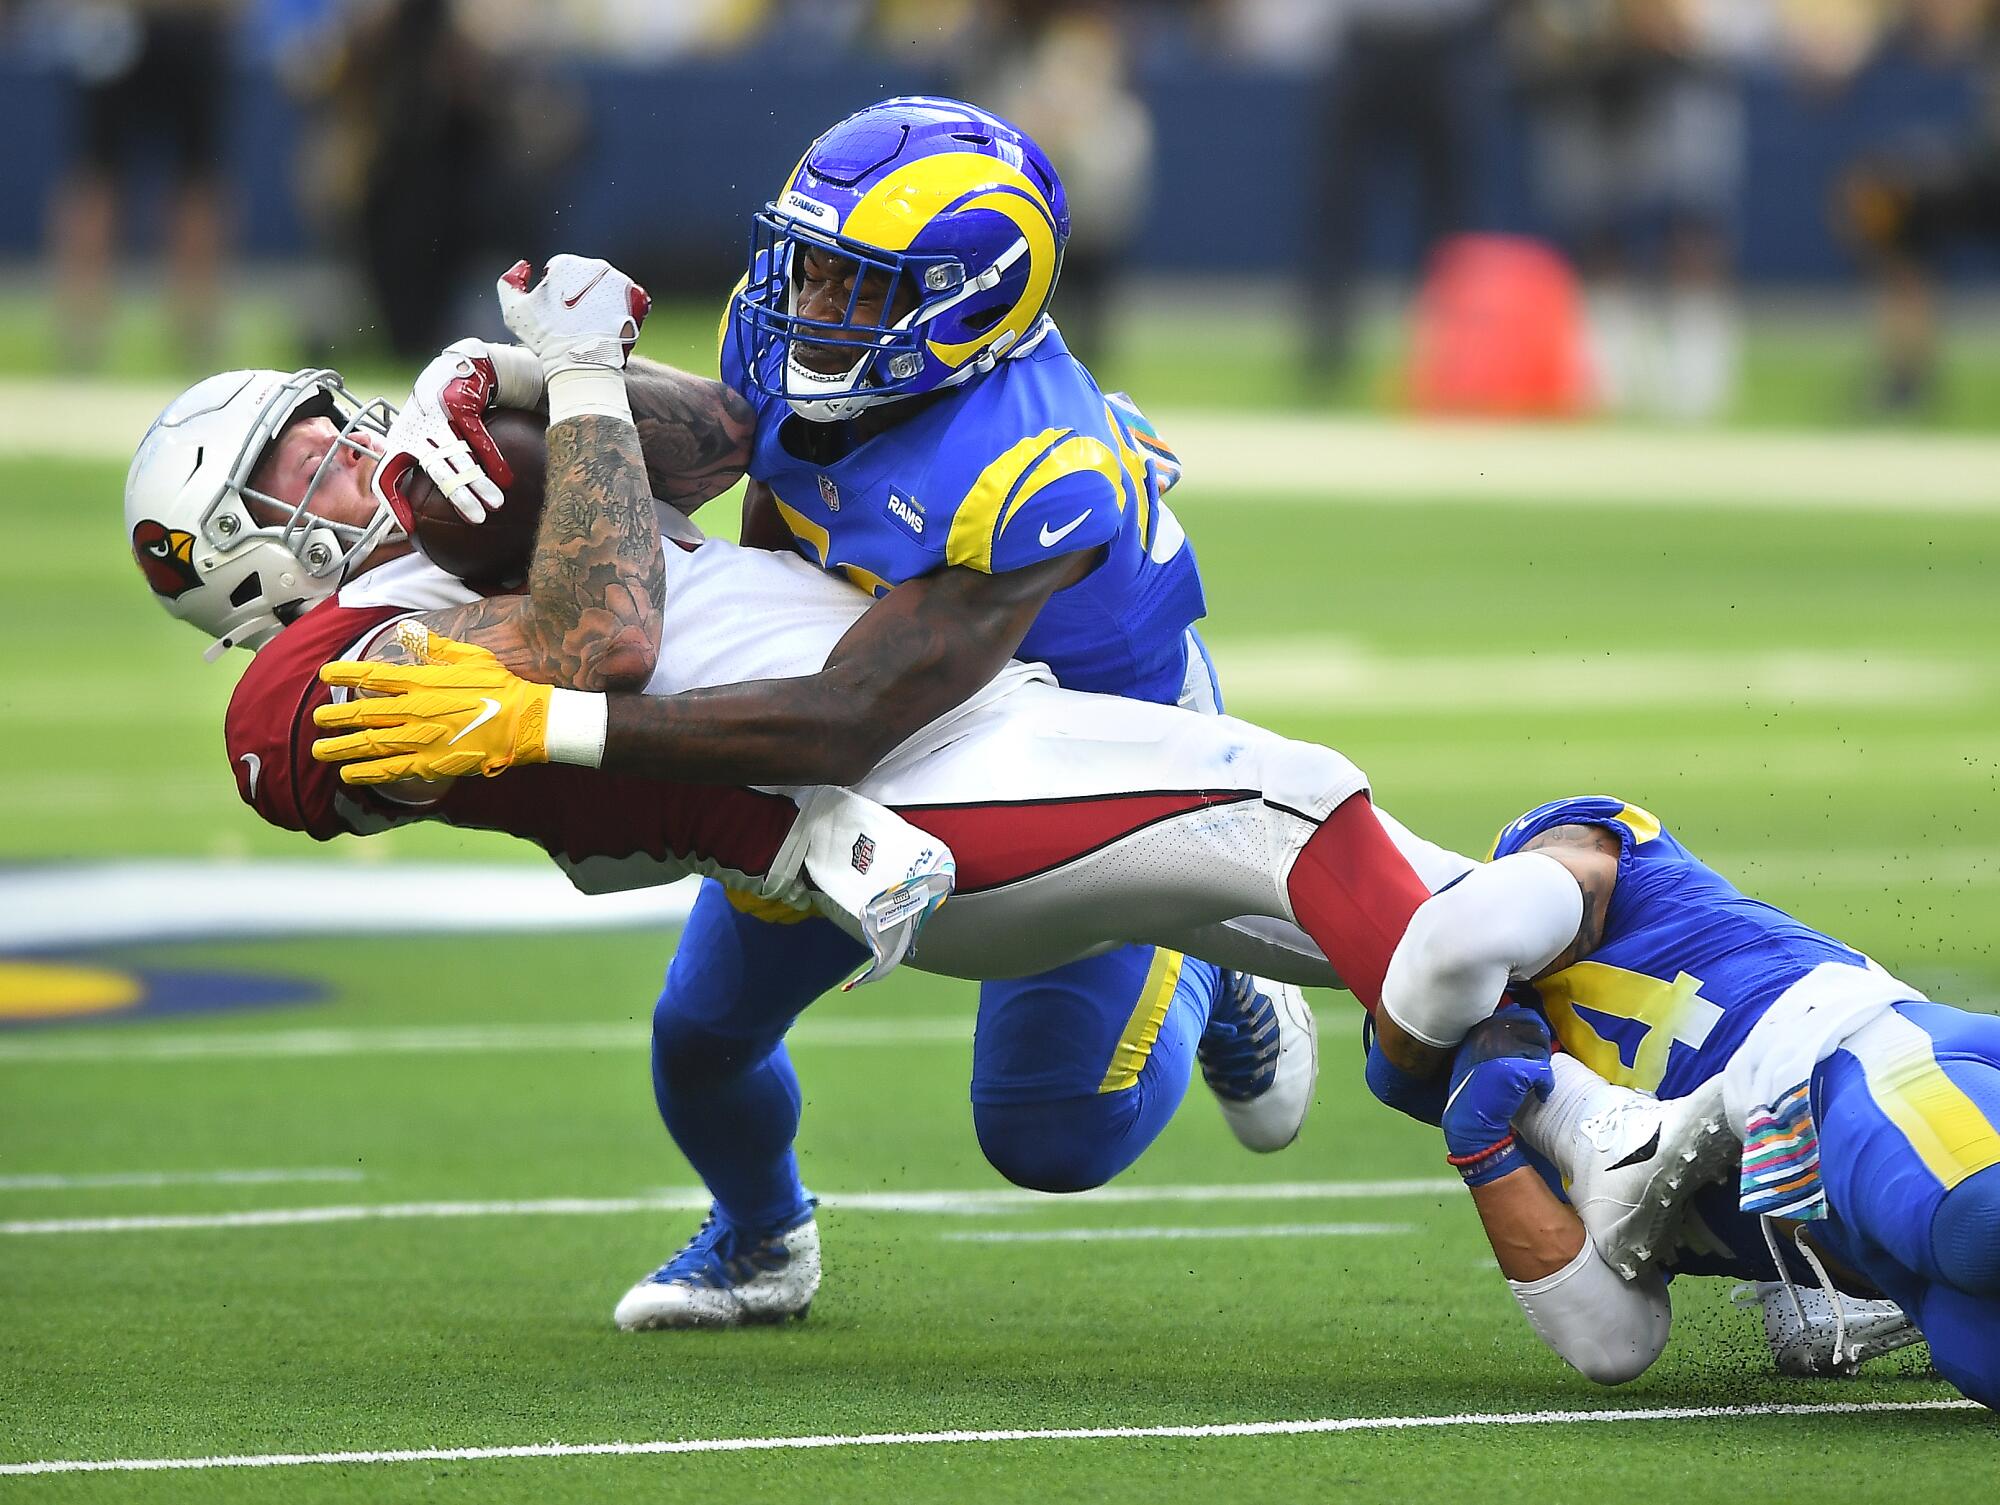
[310,626,551,784]
[496,254,652,377]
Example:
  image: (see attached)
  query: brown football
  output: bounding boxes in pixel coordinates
[401,407,548,591]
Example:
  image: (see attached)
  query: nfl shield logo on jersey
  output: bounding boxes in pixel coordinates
[851,832,875,874]
[818,473,840,511]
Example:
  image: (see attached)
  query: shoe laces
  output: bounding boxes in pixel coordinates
[1758,1216,1854,1373]
[1199,971,1281,1101]
[652,1212,796,1291]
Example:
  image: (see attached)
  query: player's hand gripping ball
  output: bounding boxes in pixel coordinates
[390,408,547,591]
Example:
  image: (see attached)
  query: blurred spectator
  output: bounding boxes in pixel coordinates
[43,0,243,370]
[1297,0,1495,388]
[957,0,1152,366]
[1509,0,1775,421]
[287,0,576,360]
[1833,0,2000,412]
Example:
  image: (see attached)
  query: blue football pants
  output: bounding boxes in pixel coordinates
[1815,1001,2000,1408]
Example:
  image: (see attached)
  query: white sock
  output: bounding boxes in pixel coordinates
[1516,1054,1628,1176]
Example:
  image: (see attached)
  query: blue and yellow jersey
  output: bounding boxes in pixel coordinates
[722,303,1207,702]
[1491,796,1867,1101]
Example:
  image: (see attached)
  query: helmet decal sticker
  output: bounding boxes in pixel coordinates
[132,519,202,599]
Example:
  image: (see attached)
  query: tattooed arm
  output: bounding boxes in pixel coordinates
[594,551,1095,786]
[623,358,755,513]
[365,413,664,692]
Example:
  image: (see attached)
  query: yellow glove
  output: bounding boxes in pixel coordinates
[312,628,552,785]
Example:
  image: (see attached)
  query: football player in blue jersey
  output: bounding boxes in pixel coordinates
[362,96,1441,1332]
[1367,796,2000,1408]
[591,96,1322,1331]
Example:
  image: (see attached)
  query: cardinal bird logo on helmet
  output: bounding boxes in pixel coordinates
[132,519,202,600]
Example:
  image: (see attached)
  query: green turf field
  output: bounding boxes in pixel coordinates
[2,368,1997,1496]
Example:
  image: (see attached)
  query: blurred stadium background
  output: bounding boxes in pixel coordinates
[3,1,1998,1497]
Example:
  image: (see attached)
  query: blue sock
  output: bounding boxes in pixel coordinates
[651,1022,810,1232]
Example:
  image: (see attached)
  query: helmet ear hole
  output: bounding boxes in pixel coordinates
[229,573,263,608]
[964,303,1007,334]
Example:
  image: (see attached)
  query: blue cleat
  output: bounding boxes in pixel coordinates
[1198,971,1318,1152]
[614,1204,820,1330]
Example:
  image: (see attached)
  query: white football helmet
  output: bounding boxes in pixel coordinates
[125,368,402,658]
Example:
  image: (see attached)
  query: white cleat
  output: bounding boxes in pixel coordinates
[613,1210,820,1331]
[1198,971,1318,1152]
[1568,1074,1738,1279]
[1735,1280,1925,1376]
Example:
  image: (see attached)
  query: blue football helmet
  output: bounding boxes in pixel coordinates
[732,96,1071,421]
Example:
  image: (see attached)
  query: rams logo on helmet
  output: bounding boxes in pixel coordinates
[132,519,202,600]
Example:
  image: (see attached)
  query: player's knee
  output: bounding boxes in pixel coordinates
[974,1095,1135,1194]
[1931,1164,2000,1296]
[1258,735,1368,826]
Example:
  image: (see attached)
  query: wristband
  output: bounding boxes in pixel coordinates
[546,366,632,427]
[545,687,608,768]
[487,343,546,411]
[1448,1133,1526,1189]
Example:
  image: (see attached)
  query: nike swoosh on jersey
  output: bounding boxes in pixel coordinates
[449,697,503,745]
[238,751,261,799]
[562,267,609,308]
[1039,510,1091,547]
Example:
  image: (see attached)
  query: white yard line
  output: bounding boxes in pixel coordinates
[0,1017,967,1066]
[0,1167,362,1192]
[0,1179,1458,1236]
[0,1401,1977,1477]
[939,1222,1412,1243]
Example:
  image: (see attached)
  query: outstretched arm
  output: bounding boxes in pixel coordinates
[598,550,1092,786]
[314,547,1093,789]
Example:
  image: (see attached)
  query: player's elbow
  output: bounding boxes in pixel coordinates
[573,616,660,694]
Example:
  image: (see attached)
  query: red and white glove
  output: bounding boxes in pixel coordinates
[497,254,651,388]
[372,338,544,525]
